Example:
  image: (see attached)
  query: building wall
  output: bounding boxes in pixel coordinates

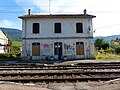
[22,17,94,60]
[22,18,93,38]
[0,30,8,53]
[22,39,94,60]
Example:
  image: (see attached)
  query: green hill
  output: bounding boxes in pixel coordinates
[0,27,22,41]
[94,35,120,42]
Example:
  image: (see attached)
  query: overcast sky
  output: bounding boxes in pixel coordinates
[0,0,120,37]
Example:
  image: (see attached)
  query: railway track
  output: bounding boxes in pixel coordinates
[0,64,120,70]
[0,62,120,83]
[0,62,120,68]
[1,62,120,67]
[0,71,120,83]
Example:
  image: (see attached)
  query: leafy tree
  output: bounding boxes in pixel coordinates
[116,37,119,40]
[102,42,109,50]
[94,38,104,50]
[7,36,13,53]
[8,36,13,45]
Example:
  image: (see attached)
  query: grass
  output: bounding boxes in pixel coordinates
[95,53,120,60]
[12,41,22,46]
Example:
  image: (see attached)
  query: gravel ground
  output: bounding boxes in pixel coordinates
[48,81,120,90]
[0,82,51,90]
[0,79,120,90]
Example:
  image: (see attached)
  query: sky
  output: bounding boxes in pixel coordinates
[0,0,120,37]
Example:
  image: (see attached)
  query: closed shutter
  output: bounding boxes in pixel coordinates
[76,42,84,55]
[32,43,40,56]
[76,44,80,55]
[80,42,84,55]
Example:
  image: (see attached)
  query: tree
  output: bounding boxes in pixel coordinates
[8,36,13,45]
[7,36,13,53]
[102,42,109,50]
[116,37,119,40]
[94,38,104,50]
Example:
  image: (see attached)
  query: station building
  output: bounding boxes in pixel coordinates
[19,9,96,60]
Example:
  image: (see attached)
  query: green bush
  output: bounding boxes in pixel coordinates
[16,53,21,57]
[102,42,109,50]
[0,53,21,60]
[98,49,104,54]
[115,46,120,54]
[95,53,120,60]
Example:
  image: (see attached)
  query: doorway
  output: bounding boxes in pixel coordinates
[54,42,62,59]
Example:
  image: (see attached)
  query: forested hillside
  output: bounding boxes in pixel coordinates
[0,27,22,41]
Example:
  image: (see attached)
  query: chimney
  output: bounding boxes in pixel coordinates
[28,9,31,15]
[83,9,87,15]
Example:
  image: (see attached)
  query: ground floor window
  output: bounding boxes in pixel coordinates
[76,42,84,55]
[32,43,40,56]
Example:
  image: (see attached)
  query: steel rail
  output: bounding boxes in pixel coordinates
[1,62,120,67]
[0,66,120,70]
[0,64,120,68]
[0,77,120,83]
[0,71,120,75]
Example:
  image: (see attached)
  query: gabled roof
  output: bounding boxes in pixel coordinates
[18,14,96,19]
[0,29,7,39]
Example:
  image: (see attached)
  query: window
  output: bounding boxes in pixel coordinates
[54,23,61,33]
[33,23,39,34]
[76,42,84,55]
[76,23,83,33]
[32,43,40,56]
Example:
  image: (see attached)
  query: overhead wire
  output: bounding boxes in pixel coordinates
[94,23,120,33]
[0,11,120,14]
[0,7,120,14]
[1,5,120,29]
[95,24,120,30]
[0,4,120,13]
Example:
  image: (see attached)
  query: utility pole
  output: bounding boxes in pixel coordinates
[49,0,52,14]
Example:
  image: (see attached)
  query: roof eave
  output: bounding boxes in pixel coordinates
[18,14,96,19]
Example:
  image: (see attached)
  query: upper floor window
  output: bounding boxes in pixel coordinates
[54,23,61,33]
[33,23,39,34]
[76,23,83,33]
